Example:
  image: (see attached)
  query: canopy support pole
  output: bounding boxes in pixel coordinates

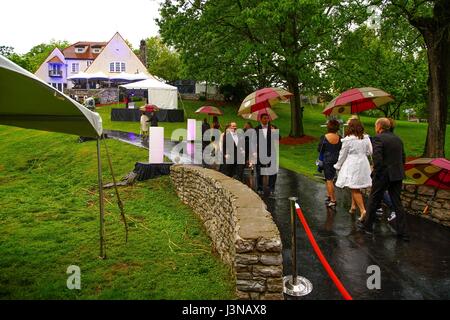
[97,137,106,259]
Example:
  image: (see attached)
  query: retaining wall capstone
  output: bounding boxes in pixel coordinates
[170,165,284,300]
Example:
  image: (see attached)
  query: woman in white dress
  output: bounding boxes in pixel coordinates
[334,118,372,221]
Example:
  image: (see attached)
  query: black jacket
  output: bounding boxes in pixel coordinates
[372,131,406,182]
[222,130,245,164]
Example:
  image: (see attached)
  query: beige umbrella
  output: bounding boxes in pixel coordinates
[238,87,292,115]
[322,87,394,116]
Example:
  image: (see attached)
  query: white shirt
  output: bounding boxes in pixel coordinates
[262,125,268,139]
[231,131,238,145]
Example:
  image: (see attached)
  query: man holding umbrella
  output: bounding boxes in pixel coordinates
[359,118,409,241]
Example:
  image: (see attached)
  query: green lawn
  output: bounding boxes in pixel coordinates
[0,125,235,299]
[99,100,450,178]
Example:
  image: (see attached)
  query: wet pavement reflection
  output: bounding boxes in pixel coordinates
[263,168,450,300]
[104,130,450,299]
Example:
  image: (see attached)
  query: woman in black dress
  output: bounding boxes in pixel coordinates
[318,119,342,207]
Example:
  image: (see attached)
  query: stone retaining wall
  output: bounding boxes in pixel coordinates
[362,184,450,227]
[170,165,283,300]
[401,184,450,227]
[65,88,119,104]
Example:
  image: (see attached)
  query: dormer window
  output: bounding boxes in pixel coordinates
[92,48,101,54]
[109,62,126,73]
[75,46,86,53]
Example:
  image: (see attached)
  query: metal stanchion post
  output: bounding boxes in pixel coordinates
[283,197,313,297]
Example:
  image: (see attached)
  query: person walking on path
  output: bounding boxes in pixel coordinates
[254,114,278,196]
[334,118,372,221]
[318,119,342,208]
[222,122,245,181]
[359,118,409,241]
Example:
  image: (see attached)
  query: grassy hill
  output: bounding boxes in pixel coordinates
[0,125,235,299]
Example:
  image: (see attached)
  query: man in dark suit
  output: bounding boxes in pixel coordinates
[359,118,409,241]
[253,114,278,196]
[222,122,245,181]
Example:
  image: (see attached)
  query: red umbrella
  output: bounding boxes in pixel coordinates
[238,87,292,115]
[140,104,159,112]
[195,106,223,116]
[405,157,450,214]
[322,87,394,116]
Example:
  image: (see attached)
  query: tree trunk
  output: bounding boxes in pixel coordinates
[287,76,304,137]
[422,29,449,158]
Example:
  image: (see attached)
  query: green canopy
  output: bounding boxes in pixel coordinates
[0,55,102,137]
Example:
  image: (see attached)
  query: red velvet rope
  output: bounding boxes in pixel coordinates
[295,203,353,300]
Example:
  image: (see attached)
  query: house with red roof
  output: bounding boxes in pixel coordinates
[35,32,151,93]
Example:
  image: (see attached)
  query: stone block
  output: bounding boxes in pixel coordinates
[261,293,284,300]
[431,202,442,209]
[436,189,450,200]
[236,272,253,280]
[260,254,283,266]
[235,254,259,265]
[256,238,282,252]
[431,208,450,221]
[236,290,250,300]
[410,200,426,211]
[235,264,251,273]
[249,292,261,300]
[236,279,266,292]
[235,237,256,253]
[417,185,435,196]
[253,265,283,277]
[404,184,417,193]
[266,278,283,293]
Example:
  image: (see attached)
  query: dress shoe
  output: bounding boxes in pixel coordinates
[397,234,410,242]
[356,221,373,235]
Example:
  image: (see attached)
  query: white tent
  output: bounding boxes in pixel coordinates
[0,55,107,258]
[0,56,102,137]
[120,78,178,110]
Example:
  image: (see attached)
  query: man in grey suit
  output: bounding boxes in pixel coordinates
[358,118,409,241]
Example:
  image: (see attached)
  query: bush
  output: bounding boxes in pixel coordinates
[199,95,207,101]
[131,96,143,102]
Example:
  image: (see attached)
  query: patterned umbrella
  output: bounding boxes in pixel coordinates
[405,158,450,190]
[322,87,394,116]
[139,104,159,112]
[238,87,292,115]
[241,108,278,122]
[405,158,450,214]
[195,105,223,116]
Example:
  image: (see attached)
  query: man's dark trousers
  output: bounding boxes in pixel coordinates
[365,175,407,236]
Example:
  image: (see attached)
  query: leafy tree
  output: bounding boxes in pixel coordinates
[158,0,368,137]
[328,25,428,119]
[0,46,14,57]
[376,0,449,157]
[0,45,31,70]
[139,36,182,82]
[24,40,69,73]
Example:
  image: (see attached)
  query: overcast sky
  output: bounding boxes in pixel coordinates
[0,0,162,54]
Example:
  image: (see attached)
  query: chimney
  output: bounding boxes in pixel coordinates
[139,40,148,68]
